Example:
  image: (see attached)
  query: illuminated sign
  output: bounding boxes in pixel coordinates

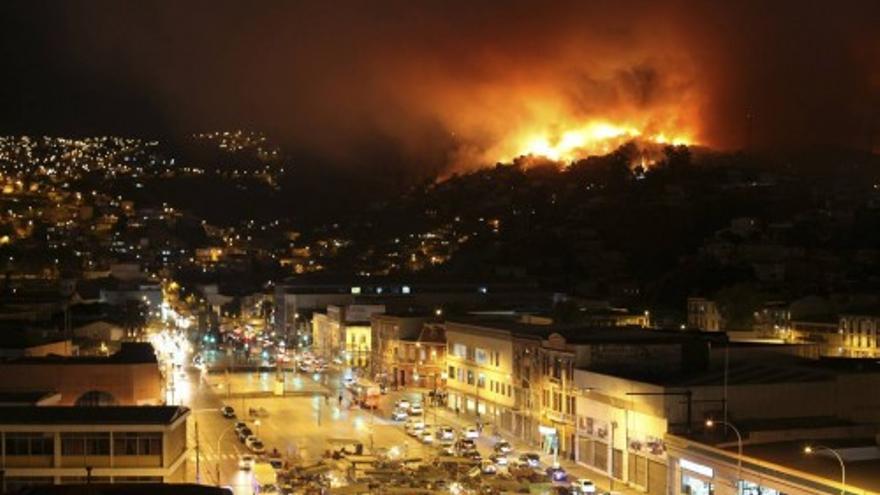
[680,459,714,478]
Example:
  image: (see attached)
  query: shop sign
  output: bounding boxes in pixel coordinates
[680,459,714,478]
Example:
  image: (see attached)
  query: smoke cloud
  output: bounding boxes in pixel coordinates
[0,0,877,173]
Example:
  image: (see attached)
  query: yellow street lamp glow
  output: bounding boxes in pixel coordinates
[705,419,715,428]
[804,446,813,454]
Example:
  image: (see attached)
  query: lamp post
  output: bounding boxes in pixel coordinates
[804,445,846,495]
[706,419,743,493]
[215,424,236,486]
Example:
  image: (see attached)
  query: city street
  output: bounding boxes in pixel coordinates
[183,367,433,494]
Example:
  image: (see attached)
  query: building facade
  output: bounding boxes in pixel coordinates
[0,406,189,492]
[445,321,516,427]
[0,343,162,406]
[839,314,880,357]
[688,298,724,332]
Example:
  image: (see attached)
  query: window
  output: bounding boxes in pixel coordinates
[61,433,110,456]
[475,348,489,365]
[477,373,486,388]
[508,384,512,397]
[448,366,455,380]
[452,343,467,358]
[113,432,162,456]
[466,370,474,385]
[5,433,54,456]
[457,368,464,382]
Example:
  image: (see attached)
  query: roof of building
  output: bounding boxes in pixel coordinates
[0,391,60,405]
[4,342,156,365]
[447,317,716,345]
[0,406,189,425]
[0,331,68,350]
[18,483,230,495]
[583,357,838,387]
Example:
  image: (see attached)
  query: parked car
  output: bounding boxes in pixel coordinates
[238,427,253,442]
[480,460,497,474]
[420,431,434,444]
[238,454,255,470]
[246,436,265,454]
[221,406,236,418]
[494,440,513,454]
[233,421,248,434]
[573,479,597,493]
[437,425,455,440]
[518,452,541,468]
[408,403,424,416]
[489,453,509,466]
[545,465,568,482]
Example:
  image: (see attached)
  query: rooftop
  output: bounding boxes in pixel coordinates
[18,483,230,495]
[5,342,157,365]
[0,406,189,425]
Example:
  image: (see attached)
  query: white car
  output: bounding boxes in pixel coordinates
[238,454,255,470]
[395,399,411,410]
[408,403,424,416]
[463,426,479,439]
[574,479,597,493]
[391,409,408,421]
[420,431,434,444]
[437,426,455,440]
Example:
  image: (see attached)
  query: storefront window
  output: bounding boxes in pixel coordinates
[741,481,781,495]
[682,474,714,495]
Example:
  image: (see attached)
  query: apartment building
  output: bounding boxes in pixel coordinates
[445,321,516,425]
[0,406,189,492]
[839,313,880,357]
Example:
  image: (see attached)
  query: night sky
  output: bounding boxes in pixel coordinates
[1,1,878,171]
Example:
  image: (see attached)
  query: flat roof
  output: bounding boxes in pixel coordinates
[0,391,59,405]
[0,406,189,425]
[726,439,880,493]
[584,359,836,387]
[6,342,157,365]
[447,317,713,344]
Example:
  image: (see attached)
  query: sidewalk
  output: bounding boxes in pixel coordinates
[392,388,642,495]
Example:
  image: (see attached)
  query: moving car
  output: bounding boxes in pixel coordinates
[221,405,236,418]
[395,399,411,410]
[238,454,255,470]
[545,465,568,482]
[574,479,597,493]
[408,403,424,416]
[391,409,408,421]
[494,440,513,454]
[463,426,479,439]
[480,460,497,474]
[233,421,248,434]
[455,438,476,453]
[489,453,509,466]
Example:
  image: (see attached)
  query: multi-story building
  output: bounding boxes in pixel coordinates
[370,312,431,385]
[0,342,162,406]
[839,313,880,357]
[687,297,724,331]
[445,321,516,427]
[370,312,446,389]
[511,332,543,444]
[311,304,384,365]
[0,406,189,492]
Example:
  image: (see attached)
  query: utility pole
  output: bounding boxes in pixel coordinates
[195,420,201,483]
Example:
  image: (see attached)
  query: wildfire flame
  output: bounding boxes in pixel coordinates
[511,120,692,163]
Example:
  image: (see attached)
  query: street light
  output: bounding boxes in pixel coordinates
[706,419,743,493]
[215,424,236,486]
[804,445,846,495]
